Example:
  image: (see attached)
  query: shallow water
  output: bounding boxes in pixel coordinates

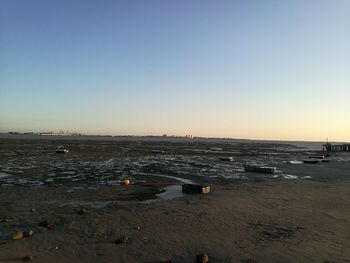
[0,139,346,189]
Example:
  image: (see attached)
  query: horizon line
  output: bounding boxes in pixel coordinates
[1,131,347,144]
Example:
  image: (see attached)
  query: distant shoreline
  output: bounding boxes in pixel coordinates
[0,133,336,150]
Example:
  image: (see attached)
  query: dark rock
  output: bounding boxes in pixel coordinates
[197,254,209,263]
[115,236,128,244]
[23,255,34,261]
[78,209,87,215]
[23,230,34,237]
[12,231,24,240]
[39,220,54,229]
[0,217,9,223]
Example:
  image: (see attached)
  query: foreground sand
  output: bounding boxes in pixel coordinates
[1,179,349,263]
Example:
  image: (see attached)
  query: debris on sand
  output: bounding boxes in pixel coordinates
[309,155,325,159]
[0,217,9,223]
[12,231,24,240]
[55,145,69,154]
[39,220,54,229]
[244,164,276,174]
[23,230,34,237]
[220,156,235,162]
[23,255,34,261]
[302,159,321,164]
[78,208,87,215]
[197,254,209,263]
[115,236,128,244]
[182,184,210,194]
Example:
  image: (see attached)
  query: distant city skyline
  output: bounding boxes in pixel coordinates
[1,0,349,141]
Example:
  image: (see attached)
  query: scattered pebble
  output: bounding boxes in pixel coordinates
[39,220,54,229]
[12,231,24,240]
[0,217,9,223]
[23,255,34,261]
[23,230,34,237]
[122,179,130,185]
[135,226,141,230]
[30,208,36,213]
[115,236,128,244]
[197,254,209,263]
[78,209,87,215]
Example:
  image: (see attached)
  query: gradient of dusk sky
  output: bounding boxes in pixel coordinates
[1,0,349,141]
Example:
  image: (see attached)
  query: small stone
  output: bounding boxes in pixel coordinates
[78,209,87,215]
[30,208,36,213]
[197,254,209,263]
[23,230,34,237]
[12,231,24,240]
[122,179,130,185]
[135,226,141,230]
[23,255,34,261]
[39,220,54,229]
[115,236,128,244]
[0,217,9,223]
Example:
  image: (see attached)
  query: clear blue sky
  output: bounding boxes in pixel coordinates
[1,0,349,141]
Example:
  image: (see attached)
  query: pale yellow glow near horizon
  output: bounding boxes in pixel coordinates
[1,88,349,142]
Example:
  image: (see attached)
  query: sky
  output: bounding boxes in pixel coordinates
[1,0,349,141]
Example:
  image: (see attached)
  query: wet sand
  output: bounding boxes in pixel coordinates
[0,138,350,262]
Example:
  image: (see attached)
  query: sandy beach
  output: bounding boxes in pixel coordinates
[0,137,349,262]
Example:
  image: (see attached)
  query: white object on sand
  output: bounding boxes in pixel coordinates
[56,146,69,153]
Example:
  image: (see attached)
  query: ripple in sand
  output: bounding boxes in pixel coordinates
[0,172,10,178]
[156,185,185,200]
[59,201,111,208]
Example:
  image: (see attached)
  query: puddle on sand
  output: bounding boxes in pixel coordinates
[139,173,194,203]
[156,185,184,200]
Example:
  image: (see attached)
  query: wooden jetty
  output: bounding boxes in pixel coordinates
[323,143,350,152]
